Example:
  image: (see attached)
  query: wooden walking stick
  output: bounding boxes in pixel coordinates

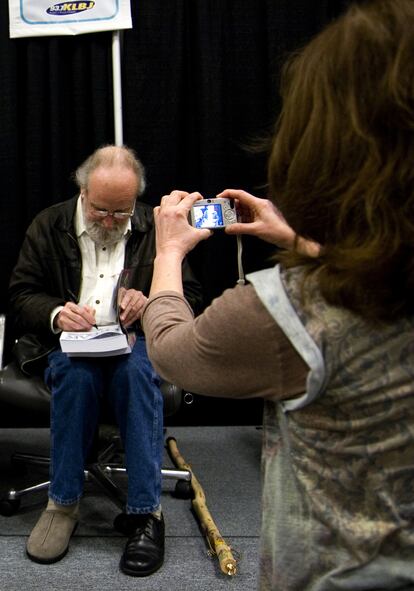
[167,437,238,576]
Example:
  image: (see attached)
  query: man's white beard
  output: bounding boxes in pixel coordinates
[85,219,127,246]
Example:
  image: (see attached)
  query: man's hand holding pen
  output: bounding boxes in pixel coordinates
[55,301,98,332]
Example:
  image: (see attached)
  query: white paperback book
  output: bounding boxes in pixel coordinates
[60,324,131,357]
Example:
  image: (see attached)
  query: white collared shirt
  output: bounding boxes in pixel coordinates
[51,196,131,331]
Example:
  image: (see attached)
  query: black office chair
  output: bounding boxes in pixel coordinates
[0,322,192,517]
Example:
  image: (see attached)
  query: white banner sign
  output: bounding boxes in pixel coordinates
[9,0,132,38]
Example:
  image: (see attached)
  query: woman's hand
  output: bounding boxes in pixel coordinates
[149,191,212,297]
[218,189,296,248]
[154,190,212,258]
[219,189,320,256]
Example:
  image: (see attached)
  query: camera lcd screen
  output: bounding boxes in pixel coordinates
[192,203,224,228]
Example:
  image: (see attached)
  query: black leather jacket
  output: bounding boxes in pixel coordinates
[8,196,203,375]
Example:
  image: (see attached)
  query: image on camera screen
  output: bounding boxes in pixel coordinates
[193,204,223,228]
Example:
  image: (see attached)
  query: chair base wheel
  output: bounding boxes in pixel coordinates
[173,479,194,500]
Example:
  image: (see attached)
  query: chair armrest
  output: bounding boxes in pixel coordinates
[160,381,182,417]
[0,361,51,414]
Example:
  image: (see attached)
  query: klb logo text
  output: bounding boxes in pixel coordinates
[46,2,95,16]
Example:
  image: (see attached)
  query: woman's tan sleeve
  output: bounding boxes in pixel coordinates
[142,284,308,400]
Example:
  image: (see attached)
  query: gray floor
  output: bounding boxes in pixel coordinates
[0,426,262,590]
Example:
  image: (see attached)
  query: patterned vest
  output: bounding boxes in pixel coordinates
[248,264,414,591]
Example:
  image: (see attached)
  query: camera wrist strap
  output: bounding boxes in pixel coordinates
[236,235,245,285]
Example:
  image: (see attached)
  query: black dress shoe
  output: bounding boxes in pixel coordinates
[119,513,165,577]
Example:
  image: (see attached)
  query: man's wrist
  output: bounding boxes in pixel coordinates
[50,306,64,334]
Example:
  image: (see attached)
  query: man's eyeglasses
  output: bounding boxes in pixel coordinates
[90,203,135,220]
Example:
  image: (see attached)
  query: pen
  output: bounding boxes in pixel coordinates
[66,288,79,303]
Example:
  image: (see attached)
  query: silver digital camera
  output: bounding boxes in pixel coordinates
[189,197,237,229]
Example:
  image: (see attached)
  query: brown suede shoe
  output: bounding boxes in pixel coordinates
[26,509,78,564]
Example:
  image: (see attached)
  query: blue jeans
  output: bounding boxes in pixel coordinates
[44,337,164,514]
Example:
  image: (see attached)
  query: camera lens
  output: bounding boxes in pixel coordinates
[207,199,211,203]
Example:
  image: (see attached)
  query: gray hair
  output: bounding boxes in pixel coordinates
[74,144,146,196]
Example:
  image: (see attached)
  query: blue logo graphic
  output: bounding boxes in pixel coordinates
[46,2,95,16]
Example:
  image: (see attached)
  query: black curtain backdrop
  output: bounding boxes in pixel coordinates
[0,0,350,424]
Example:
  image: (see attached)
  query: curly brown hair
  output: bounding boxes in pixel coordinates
[269,0,414,321]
